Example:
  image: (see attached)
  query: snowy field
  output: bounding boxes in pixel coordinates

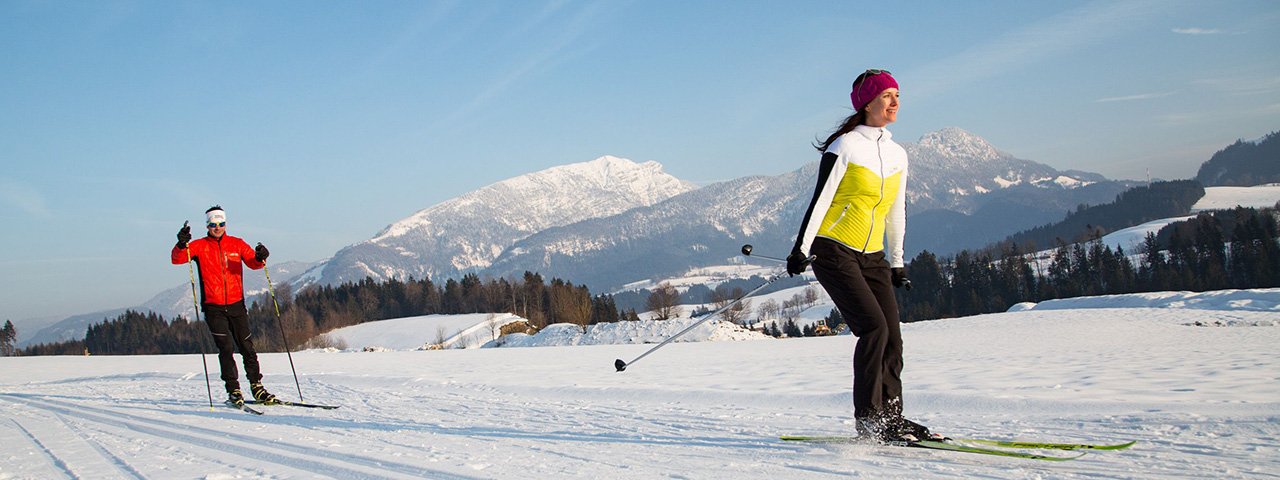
[323,313,526,351]
[2,288,1278,479]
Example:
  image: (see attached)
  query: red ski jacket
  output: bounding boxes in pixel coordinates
[171,234,265,306]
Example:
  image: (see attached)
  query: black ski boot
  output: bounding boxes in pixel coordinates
[896,418,948,442]
[227,389,245,407]
[251,383,278,405]
[855,416,893,443]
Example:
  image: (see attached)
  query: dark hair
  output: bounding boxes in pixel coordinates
[813,111,866,152]
[205,205,223,213]
[814,71,875,152]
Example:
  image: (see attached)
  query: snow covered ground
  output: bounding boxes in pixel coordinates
[324,313,526,351]
[2,288,1278,479]
[1191,184,1280,212]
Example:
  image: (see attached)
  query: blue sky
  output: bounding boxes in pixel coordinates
[2,0,1278,324]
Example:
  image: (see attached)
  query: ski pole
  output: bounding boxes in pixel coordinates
[261,254,304,402]
[740,244,788,264]
[614,253,813,372]
[182,221,215,411]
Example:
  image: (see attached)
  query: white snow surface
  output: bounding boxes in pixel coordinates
[1191,184,1280,212]
[3,289,1279,479]
[324,313,526,351]
[494,317,770,348]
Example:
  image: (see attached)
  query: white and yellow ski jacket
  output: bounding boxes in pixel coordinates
[794,125,908,267]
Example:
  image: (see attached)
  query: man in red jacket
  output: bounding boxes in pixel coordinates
[172,205,277,406]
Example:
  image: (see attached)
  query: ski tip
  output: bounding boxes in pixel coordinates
[614,359,627,372]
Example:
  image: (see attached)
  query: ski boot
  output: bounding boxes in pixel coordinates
[855,416,893,444]
[227,389,245,407]
[250,383,279,405]
[896,418,949,442]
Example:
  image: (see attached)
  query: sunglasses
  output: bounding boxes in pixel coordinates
[854,68,891,86]
[207,222,226,228]
[852,68,894,100]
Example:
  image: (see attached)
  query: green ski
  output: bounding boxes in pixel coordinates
[952,438,1135,451]
[781,435,1088,462]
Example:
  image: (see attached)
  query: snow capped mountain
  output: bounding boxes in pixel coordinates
[906,127,1103,213]
[916,127,1007,162]
[484,169,813,289]
[296,156,696,288]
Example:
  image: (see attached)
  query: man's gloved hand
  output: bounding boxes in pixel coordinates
[255,243,270,262]
[891,267,912,290]
[177,223,192,248]
[786,250,813,277]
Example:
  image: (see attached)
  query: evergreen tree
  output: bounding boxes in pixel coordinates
[783,319,802,338]
[1,320,15,356]
[824,308,844,331]
[901,250,944,322]
[589,294,621,325]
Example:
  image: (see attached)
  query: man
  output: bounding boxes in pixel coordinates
[172,205,277,406]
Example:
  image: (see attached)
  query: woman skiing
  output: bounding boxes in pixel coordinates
[787,69,935,443]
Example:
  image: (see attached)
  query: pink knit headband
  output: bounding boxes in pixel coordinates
[850,70,898,112]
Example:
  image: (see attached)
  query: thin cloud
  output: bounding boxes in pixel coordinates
[432,2,620,132]
[0,178,51,217]
[1193,74,1280,96]
[1173,27,1223,35]
[907,0,1167,100]
[1095,92,1176,103]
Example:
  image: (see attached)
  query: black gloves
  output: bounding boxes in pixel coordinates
[891,267,912,290]
[255,243,270,262]
[786,249,813,277]
[176,223,192,248]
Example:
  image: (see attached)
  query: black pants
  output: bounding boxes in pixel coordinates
[809,237,903,421]
[204,301,262,393]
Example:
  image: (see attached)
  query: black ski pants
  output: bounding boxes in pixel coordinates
[809,237,904,421]
[204,301,262,393]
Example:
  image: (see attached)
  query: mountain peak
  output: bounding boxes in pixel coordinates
[312,155,696,287]
[551,155,666,186]
[917,127,1004,161]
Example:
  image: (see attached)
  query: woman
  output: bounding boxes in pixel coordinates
[787,69,934,443]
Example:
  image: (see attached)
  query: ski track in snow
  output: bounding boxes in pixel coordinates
[2,295,1279,479]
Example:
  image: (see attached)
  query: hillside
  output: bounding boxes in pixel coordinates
[1195,130,1280,186]
[996,180,1205,251]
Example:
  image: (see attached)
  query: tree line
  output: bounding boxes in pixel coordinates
[19,272,633,356]
[897,206,1280,322]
